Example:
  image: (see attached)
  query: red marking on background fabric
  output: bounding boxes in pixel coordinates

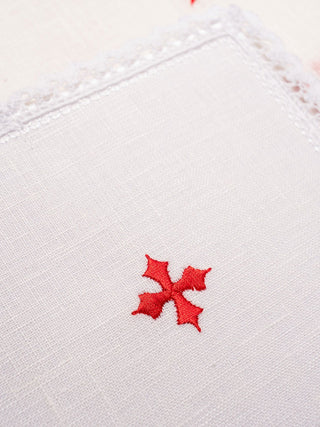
[191,0,196,4]
[132,255,211,332]
[312,60,320,76]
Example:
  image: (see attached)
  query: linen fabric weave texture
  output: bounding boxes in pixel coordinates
[0,8,320,426]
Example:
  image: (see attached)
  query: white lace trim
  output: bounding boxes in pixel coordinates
[0,5,319,149]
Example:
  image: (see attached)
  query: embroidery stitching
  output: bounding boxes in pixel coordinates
[132,255,211,332]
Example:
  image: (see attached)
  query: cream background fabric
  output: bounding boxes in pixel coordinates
[1,0,320,102]
[0,29,319,425]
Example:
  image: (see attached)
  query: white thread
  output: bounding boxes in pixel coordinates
[0,6,319,149]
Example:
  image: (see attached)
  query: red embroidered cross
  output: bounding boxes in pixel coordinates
[132,255,211,332]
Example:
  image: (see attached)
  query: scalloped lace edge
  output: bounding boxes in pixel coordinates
[0,5,319,148]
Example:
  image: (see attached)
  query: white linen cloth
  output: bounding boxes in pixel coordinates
[1,0,320,102]
[0,7,319,426]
